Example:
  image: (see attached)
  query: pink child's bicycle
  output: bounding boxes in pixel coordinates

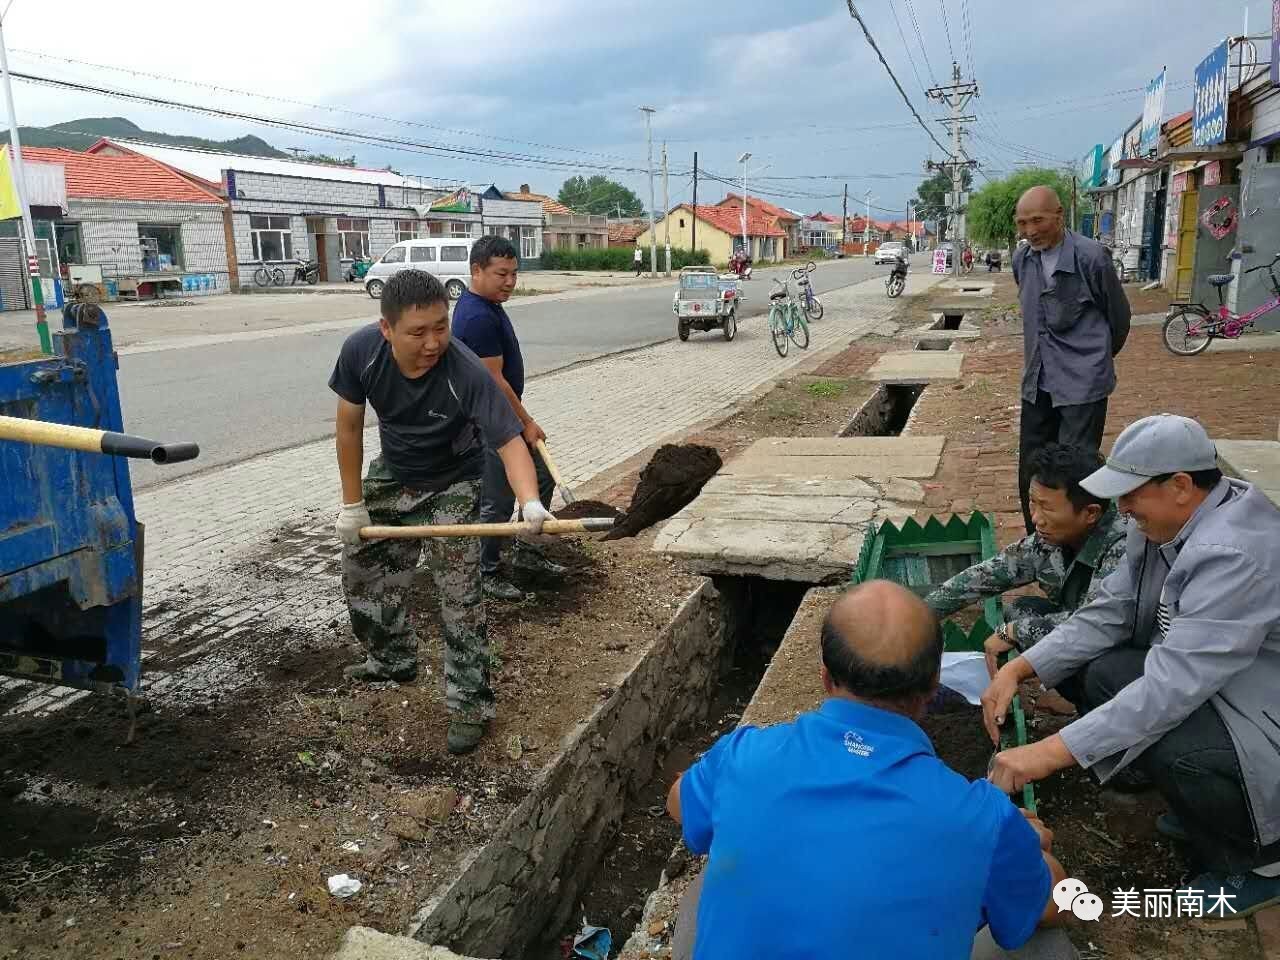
[1162,251,1280,356]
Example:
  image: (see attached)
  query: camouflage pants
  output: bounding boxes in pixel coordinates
[341,458,494,719]
[1002,595,1060,650]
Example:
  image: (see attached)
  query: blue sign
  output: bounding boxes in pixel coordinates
[1139,69,1165,155]
[1193,40,1229,146]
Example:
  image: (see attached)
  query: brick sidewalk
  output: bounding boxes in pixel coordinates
[2,272,939,715]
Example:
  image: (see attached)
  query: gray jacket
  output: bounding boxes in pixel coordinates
[1013,230,1131,407]
[1023,479,1280,845]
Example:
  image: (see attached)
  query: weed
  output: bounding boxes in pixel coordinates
[805,380,846,400]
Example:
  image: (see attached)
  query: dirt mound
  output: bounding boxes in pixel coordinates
[603,443,722,540]
[555,499,624,522]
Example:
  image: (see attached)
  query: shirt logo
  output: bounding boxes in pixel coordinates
[843,731,874,758]
[426,409,449,420]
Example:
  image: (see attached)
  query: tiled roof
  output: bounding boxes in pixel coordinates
[608,221,646,243]
[502,189,574,216]
[17,146,223,204]
[677,203,785,238]
[807,211,840,223]
[717,193,800,222]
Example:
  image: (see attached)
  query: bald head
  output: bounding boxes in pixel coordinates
[1014,185,1065,251]
[821,580,941,710]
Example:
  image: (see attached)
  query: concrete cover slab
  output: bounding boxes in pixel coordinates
[864,350,963,383]
[653,516,868,583]
[697,473,880,499]
[1216,439,1280,508]
[672,493,879,524]
[736,435,945,458]
[723,455,942,480]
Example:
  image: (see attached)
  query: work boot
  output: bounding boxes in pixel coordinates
[343,657,416,683]
[512,544,568,579]
[483,574,524,601]
[446,717,487,755]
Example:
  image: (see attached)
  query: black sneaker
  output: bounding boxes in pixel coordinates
[483,575,524,601]
[512,545,568,578]
[342,657,417,682]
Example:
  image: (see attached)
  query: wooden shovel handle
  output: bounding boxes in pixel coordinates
[359,517,615,539]
[535,439,567,488]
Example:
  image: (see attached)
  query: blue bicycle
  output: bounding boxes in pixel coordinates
[793,260,823,321]
[767,278,810,357]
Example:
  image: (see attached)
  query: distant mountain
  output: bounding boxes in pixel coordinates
[0,116,290,158]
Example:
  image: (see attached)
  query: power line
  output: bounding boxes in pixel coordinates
[960,0,975,79]
[844,1,953,158]
[936,0,956,64]
[900,0,938,84]
[887,1,929,97]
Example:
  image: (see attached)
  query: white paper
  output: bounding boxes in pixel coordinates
[939,651,989,706]
[327,873,363,898]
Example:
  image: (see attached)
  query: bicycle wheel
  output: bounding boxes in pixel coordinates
[768,304,789,357]
[253,266,270,287]
[788,305,810,350]
[1162,308,1213,356]
[804,296,824,321]
[271,268,287,286]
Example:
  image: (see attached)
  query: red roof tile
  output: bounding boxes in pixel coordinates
[679,203,785,238]
[608,221,646,243]
[502,189,574,216]
[15,146,223,205]
[717,193,800,222]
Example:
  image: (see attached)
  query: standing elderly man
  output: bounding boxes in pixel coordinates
[668,580,1068,959]
[1012,185,1131,534]
[983,415,1280,917]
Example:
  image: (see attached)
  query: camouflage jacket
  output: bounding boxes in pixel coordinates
[924,506,1129,649]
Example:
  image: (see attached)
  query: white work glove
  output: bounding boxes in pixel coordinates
[336,500,371,548]
[520,500,553,535]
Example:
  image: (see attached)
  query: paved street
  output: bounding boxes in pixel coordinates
[117,256,888,488]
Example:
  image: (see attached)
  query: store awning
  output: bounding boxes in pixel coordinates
[1163,142,1245,163]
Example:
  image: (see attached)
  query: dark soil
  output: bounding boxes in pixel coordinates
[556,499,624,522]
[603,445,721,540]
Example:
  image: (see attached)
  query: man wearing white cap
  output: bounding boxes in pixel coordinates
[981,414,1280,918]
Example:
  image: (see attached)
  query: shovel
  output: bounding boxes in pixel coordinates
[536,439,577,505]
[360,518,614,539]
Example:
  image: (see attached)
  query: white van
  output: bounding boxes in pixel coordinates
[365,238,474,300]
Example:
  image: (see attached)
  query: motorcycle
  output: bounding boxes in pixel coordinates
[885,255,908,298]
[728,252,753,280]
[345,256,372,282]
[292,259,320,285]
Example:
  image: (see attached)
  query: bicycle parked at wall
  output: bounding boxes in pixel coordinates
[793,260,823,321]
[1162,250,1280,356]
[253,260,287,287]
[767,277,810,358]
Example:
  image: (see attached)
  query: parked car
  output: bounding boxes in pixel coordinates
[364,238,474,300]
[874,241,907,265]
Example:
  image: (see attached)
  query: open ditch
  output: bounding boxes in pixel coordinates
[841,383,923,438]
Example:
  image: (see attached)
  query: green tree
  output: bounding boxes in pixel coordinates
[558,175,645,217]
[966,168,1071,248]
[915,169,971,240]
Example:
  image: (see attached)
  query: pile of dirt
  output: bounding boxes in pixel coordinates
[555,499,624,522]
[603,444,722,540]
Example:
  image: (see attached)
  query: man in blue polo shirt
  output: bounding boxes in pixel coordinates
[452,235,562,600]
[667,580,1067,959]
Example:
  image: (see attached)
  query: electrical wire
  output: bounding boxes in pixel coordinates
[888,1,929,97]
[844,1,953,159]
[901,0,938,85]
[936,0,956,66]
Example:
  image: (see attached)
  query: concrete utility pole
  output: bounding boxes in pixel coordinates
[842,183,848,255]
[661,141,671,276]
[0,14,49,352]
[691,151,698,258]
[640,106,657,278]
[862,191,875,257]
[926,61,979,278]
[737,151,751,258]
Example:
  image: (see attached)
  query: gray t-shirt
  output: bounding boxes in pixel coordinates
[329,324,523,491]
[1039,240,1063,287]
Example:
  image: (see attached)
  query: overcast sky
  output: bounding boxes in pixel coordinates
[2,0,1270,219]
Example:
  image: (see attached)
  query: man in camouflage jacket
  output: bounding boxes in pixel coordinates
[926,444,1128,676]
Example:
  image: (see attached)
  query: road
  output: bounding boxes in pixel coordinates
[121,256,891,489]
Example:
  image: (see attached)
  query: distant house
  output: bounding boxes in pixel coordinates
[504,184,608,252]
[476,185,544,268]
[636,203,785,265]
[607,221,647,247]
[799,212,841,251]
[0,144,229,305]
[716,194,799,258]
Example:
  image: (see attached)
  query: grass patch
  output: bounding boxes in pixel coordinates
[805,380,846,400]
[510,287,555,298]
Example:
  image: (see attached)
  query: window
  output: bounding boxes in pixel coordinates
[55,222,83,267]
[441,245,468,262]
[396,220,418,243]
[521,225,538,259]
[410,245,435,263]
[138,223,184,271]
[381,246,406,264]
[679,218,685,228]
[250,214,293,262]
[1268,142,1280,164]
[338,217,370,259]
[450,221,471,238]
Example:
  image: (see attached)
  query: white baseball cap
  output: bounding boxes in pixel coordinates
[1082,415,1218,498]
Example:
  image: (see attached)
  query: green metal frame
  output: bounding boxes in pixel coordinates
[851,512,1036,811]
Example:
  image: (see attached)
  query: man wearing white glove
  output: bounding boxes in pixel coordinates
[329,269,551,755]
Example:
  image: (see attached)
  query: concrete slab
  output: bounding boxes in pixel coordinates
[723,454,943,480]
[697,473,881,499]
[1206,331,1280,353]
[864,350,964,383]
[672,493,879,524]
[653,516,868,582]
[332,927,481,960]
[914,325,983,340]
[1216,439,1280,508]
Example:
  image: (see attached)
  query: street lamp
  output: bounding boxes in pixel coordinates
[862,191,877,258]
[737,151,751,257]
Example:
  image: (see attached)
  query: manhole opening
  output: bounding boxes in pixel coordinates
[842,383,924,438]
[551,576,807,956]
[941,312,963,330]
[914,338,953,351]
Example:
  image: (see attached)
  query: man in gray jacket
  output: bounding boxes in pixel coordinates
[983,414,1280,918]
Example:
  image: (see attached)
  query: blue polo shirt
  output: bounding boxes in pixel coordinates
[451,289,525,398]
[680,698,1051,960]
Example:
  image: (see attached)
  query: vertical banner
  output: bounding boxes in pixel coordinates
[1193,40,1230,146]
[1139,68,1166,155]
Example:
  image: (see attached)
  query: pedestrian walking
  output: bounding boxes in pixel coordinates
[452,235,563,600]
[1012,185,1130,535]
[329,269,551,755]
[634,245,644,277]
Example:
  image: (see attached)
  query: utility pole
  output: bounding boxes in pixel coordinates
[691,151,698,259]
[661,141,671,276]
[862,191,875,257]
[0,15,49,353]
[926,62,979,278]
[737,152,751,259]
[842,184,848,256]
[640,106,657,278]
